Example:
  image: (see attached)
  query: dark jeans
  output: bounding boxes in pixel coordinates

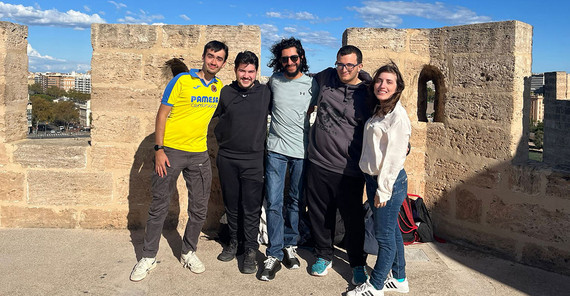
[306,162,367,267]
[365,170,407,289]
[217,154,264,251]
[142,148,211,258]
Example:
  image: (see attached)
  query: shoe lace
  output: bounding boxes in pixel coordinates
[285,246,298,258]
[354,281,371,293]
[264,256,278,268]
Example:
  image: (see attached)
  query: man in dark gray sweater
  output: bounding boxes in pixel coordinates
[306,45,372,286]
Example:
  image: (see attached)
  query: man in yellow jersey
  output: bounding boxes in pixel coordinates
[130,40,228,282]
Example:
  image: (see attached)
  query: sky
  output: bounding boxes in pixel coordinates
[0,0,568,76]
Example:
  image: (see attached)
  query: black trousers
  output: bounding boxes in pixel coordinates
[217,154,264,250]
[306,162,367,267]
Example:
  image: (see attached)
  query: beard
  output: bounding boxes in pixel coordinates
[284,66,300,78]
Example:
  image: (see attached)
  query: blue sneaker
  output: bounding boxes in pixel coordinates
[352,266,369,285]
[311,257,332,276]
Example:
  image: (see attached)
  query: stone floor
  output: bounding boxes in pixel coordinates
[0,228,568,295]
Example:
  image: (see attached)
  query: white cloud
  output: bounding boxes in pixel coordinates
[27,43,88,72]
[118,9,164,24]
[266,10,316,21]
[348,1,492,27]
[0,2,105,28]
[108,1,127,10]
[260,24,282,47]
[180,14,190,21]
[83,5,91,12]
[27,44,65,61]
[259,24,339,48]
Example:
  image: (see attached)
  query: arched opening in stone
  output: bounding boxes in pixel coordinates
[417,65,446,123]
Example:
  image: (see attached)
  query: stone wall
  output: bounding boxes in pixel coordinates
[1,20,568,275]
[346,21,570,275]
[0,23,261,232]
[543,71,570,169]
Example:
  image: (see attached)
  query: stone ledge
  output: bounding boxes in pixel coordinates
[13,138,89,169]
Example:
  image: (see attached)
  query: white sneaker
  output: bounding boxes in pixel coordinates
[181,250,205,274]
[384,277,409,293]
[130,257,157,282]
[347,280,384,296]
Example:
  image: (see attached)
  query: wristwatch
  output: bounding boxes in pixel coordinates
[154,145,165,151]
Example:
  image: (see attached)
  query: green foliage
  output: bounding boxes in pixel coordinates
[45,86,67,98]
[53,101,79,126]
[427,86,435,103]
[30,96,53,124]
[534,130,544,149]
[529,151,543,161]
[28,83,43,95]
[66,89,90,103]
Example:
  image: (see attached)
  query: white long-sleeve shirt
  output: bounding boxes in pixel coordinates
[359,101,411,203]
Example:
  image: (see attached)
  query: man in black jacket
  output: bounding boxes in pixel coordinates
[213,51,271,275]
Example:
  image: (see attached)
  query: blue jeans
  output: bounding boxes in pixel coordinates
[365,169,407,290]
[265,151,305,260]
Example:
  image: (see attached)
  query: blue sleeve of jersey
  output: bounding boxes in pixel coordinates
[161,73,186,106]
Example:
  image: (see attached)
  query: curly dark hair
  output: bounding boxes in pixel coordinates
[267,37,309,74]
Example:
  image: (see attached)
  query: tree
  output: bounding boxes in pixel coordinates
[66,89,90,103]
[28,83,43,95]
[30,96,54,131]
[534,130,544,149]
[53,101,79,129]
[46,86,67,98]
[427,86,435,103]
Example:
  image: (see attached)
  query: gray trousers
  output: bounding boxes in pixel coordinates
[142,147,212,258]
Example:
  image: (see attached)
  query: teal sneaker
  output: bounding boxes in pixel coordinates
[352,266,369,285]
[311,257,332,276]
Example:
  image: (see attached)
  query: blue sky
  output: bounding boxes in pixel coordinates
[1,0,568,76]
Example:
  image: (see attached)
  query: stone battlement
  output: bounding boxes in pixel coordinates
[0,21,568,275]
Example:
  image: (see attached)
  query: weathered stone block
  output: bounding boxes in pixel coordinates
[143,54,185,90]
[28,171,113,206]
[508,165,543,195]
[114,168,153,205]
[13,139,88,169]
[90,113,144,144]
[455,189,482,223]
[3,108,27,142]
[344,27,406,52]
[90,144,141,171]
[465,165,502,189]
[91,52,143,84]
[446,92,512,123]
[91,24,157,49]
[92,88,162,114]
[521,243,570,276]
[451,54,515,91]
[79,208,129,229]
[408,29,430,56]
[447,121,511,160]
[0,206,77,228]
[435,220,517,261]
[0,22,27,49]
[0,170,24,201]
[487,197,570,244]
[161,25,202,49]
[545,171,570,200]
[441,21,518,54]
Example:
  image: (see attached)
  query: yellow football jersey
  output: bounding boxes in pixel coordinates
[161,69,222,152]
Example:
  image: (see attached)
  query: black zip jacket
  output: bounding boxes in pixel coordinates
[214,80,271,160]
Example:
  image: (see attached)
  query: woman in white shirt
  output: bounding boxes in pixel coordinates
[348,63,412,296]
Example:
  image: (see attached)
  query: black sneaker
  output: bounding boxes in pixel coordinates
[242,248,257,274]
[217,240,237,262]
[282,246,300,269]
[260,256,281,281]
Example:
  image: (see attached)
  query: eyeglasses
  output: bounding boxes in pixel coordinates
[335,62,360,71]
[280,55,299,63]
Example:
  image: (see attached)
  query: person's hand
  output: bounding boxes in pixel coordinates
[155,150,170,177]
[374,194,387,208]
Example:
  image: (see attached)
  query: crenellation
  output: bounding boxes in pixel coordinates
[0,20,567,275]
